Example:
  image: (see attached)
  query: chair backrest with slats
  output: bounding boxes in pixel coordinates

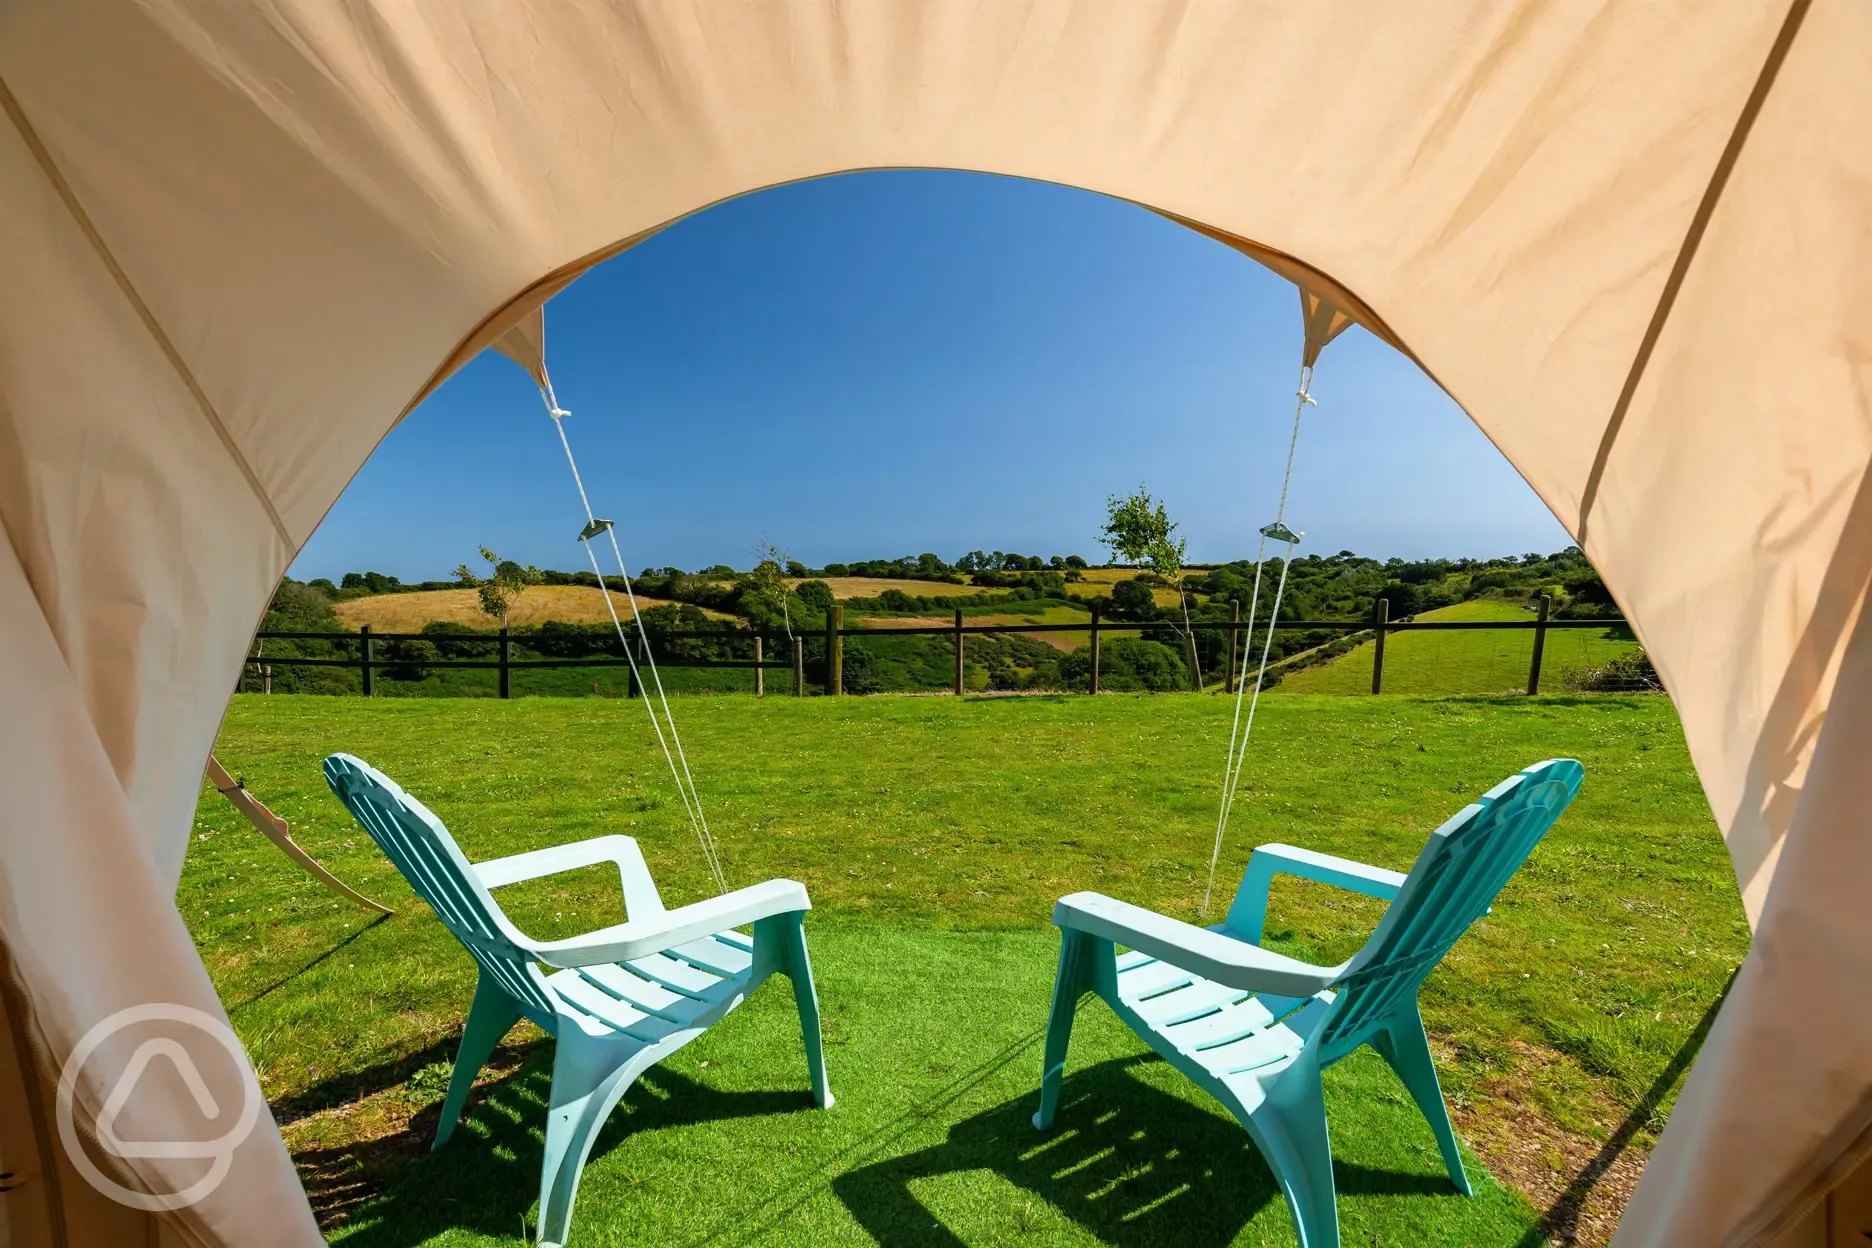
[1312,758,1583,1063]
[323,754,556,1022]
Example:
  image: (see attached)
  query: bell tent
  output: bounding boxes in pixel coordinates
[0,2,1867,1244]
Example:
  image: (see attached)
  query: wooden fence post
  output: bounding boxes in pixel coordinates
[262,664,272,695]
[1225,599,1240,694]
[359,625,374,697]
[627,639,641,699]
[498,626,512,699]
[1087,602,1102,695]
[827,604,843,696]
[754,634,764,697]
[793,637,804,697]
[1370,599,1388,695]
[953,609,965,695]
[1527,594,1550,696]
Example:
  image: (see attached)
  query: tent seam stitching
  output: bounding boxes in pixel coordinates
[0,73,294,551]
[1576,0,1812,544]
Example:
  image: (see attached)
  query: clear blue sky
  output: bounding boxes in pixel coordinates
[292,170,1570,583]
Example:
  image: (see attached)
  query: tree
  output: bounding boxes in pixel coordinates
[795,580,835,614]
[750,538,795,640]
[1108,577,1159,620]
[342,570,401,594]
[1102,484,1201,685]
[454,546,542,628]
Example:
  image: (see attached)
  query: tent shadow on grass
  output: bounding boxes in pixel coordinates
[832,1054,1460,1248]
[229,915,391,1014]
[319,1048,822,1245]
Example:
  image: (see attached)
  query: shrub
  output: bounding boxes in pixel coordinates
[1106,577,1159,621]
[839,641,880,694]
[1565,649,1662,693]
[382,638,438,680]
[796,580,835,613]
[1059,637,1187,692]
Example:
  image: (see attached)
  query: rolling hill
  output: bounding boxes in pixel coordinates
[331,585,727,630]
[1273,599,1640,696]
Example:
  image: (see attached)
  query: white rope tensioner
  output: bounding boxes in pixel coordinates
[537,372,730,896]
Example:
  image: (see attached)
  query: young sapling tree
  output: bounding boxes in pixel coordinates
[1101,485,1202,687]
[454,546,543,629]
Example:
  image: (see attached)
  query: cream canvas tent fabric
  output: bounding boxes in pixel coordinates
[0,2,1866,1244]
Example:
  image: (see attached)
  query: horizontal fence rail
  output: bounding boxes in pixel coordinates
[245,597,1640,699]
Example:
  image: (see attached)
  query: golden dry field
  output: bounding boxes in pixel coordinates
[851,604,1131,652]
[331,585,727,630]
[787,577,993,599]
[1069,566,1137,583]
[1066,570,1195,608]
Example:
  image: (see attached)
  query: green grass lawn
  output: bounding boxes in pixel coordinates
[1276,601,1641,697]
[195,692,1744,1245]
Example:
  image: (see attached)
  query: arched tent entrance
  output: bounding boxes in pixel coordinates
[0,3,1865,1244]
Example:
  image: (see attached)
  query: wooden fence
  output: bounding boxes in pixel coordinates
[247,596,1629,698]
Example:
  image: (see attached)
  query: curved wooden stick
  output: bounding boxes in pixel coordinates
[205,755,394,915]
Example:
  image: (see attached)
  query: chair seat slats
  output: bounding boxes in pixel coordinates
[1198,1000,1331,1079]
[668,935,755,977]
[1116,959,1194,1001]
[576,963,693,1019]
[1131,979,1249,1026]
[628,951,730,999]
[546,970,667,1036]
[1159,992,1310,1051]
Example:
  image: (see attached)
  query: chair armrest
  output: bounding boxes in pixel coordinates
[473,834,664,917]
[1053,892,1340,999]
[1225,843,1408,944]
[529,879,810,968]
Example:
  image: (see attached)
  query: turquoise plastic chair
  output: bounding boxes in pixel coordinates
[1034,758,1583,1248]
[323,754,832,1247]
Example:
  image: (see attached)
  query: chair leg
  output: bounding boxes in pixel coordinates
[536,1029,646,1248]
[1033,929,1098,1130]
[760,912,834,1108]
[436,976,523,1150]
[1374,1005,1471,1195]
[1249,1062,1341,1248]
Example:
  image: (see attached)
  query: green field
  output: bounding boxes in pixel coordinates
[1276,601,1642,697]
[196,693,1742,1245]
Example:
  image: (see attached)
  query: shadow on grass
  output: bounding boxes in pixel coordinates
[230,913,391,1013]
[321,1047,822,1244]
[316,1035,1473,1246]
[274,1031,477,1128]
[1516,967,1739,1248]
[832,1055,1459,1248]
